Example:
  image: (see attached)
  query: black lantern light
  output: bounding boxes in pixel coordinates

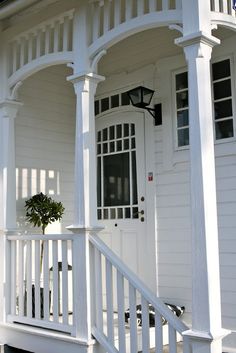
[127,86,162,126]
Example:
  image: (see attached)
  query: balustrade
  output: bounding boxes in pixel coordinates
[8,10,74,77]
[7,234,74,334]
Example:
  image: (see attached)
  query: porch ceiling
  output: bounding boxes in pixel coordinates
[98,27,182,77]
[98,26,235,77]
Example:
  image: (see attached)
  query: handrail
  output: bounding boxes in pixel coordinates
[89,234,188,334]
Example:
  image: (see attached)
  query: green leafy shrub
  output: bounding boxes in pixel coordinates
[25,192,65,235]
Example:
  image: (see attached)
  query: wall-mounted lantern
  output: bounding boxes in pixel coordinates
[127,86,162,126]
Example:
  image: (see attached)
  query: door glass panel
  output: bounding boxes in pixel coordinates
[97,122,139,220]
[104,153,130,206]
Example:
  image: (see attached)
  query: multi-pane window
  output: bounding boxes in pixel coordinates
[175,71,189,147]
[175,58,234,148]
[212,59,234,140]
[97,123,139,220]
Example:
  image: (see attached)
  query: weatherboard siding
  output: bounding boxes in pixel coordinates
[16,65,75,233]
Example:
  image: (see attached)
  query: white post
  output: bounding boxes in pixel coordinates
[66,72,104,341]
[0,99,22,323]
[0,100,22,232]
[176,33,229,353]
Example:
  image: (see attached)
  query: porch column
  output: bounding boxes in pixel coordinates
[67,72,104,341]
[0,99,22,323]
[175,34,229,352]
[0,99,22,232]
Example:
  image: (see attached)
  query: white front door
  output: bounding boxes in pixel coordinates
[96,111,148,283]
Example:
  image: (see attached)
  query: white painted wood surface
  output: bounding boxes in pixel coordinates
[90,234,188,353]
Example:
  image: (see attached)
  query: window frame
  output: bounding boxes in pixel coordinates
[173,56,235,150]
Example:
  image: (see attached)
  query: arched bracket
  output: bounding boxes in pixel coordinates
[9,81,23,100]
[91,49,107,73]
[169,24,183,34]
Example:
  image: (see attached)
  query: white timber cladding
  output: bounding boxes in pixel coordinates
[15,65,75,234]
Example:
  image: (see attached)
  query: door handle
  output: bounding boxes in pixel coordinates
[133,210,144,217]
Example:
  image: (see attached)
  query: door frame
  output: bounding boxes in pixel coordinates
[95,106,157,292]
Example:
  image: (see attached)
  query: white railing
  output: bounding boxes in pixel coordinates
[90,0,182,44]
[89,235,191,353]
[7,233,74,334]
[8,9,74,77]
[210,0,236,16]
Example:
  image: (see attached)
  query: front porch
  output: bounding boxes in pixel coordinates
[0,0,235,352]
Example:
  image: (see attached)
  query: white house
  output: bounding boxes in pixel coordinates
[0,0,235,352]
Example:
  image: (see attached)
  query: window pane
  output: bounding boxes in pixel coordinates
[101,97,109,112]
[214,99,232,120]
[176,91,188,109]
[95,100,99,115]
[121,92,130,105]
[103,153,130,206]
[215,119,234,139]
[132,151,138,205]
[109,126,115,140]
[117,124,122,138]
[103,128,108,141]
[97,157,101,207]
[212,59,230,81]
[124,124,129,137]
[178,128,189,147]
[213,79,231,100]
[177,110,189,127]
[111,94,119,108]
[176,72,188,90]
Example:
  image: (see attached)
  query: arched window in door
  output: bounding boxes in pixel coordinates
[97,123,139,220]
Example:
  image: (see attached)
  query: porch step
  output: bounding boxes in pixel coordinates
[103,312,183,352]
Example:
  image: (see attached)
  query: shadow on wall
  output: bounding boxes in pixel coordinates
[16,166,66,234]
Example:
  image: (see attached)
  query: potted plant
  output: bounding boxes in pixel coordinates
[24,192,65,317]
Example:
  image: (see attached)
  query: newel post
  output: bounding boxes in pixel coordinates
[67,72,104,341]
[175,34,230,353]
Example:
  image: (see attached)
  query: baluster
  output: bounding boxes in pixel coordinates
[222,0,228,13]
[214,0,220,11]
[183,337,191,353]
[94,248,103,329]
[106,258,114,343]
[155,311,163,353]
[63,17,69,51]
[168,325,177,353]
[19,38,25,68]
[52,240,59,322]
[10,240,16,315]
[93,2,100,41]
[12,42,17,73]
[162,0,169,10]
[45,26,50,54]
[114,0,121,27]
[103,0,111,33]
[26,240,32,318]
[175,0,182,9]
[18,240,24,316]
[126,0,133,19]
[149,0,157,12]
[43,240,49,320]
[36,30,41,58]
[141,296,150,353]
[129,284,138,353]
[35,240,41,319]
[62,240,68,324]
[28,34,33,63]
[137,0,145,16]
[117,271,126,353]
[54,22,60,52]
